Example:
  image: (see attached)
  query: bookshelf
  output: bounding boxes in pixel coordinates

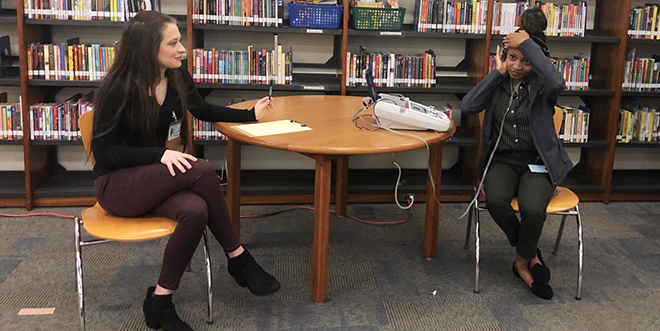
[3,0,660,210]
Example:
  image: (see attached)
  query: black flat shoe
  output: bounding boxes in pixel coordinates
[143,286,194,331]
[228,249,280,296]
[512,262,553,300]
[531,282,554,300]
[530,249,551,285]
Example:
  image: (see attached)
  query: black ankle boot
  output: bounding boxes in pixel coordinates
[143,286,194,331]
[228,249,280,296]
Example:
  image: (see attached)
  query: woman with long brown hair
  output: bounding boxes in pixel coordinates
[92,11,279,331]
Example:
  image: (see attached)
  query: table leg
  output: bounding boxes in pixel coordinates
[312,156,332,302]
[334,157,349,216]
[226,138,242,238]
[423,142,443,259]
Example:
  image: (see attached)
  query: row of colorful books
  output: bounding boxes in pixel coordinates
[23,0,161,21]
[556,104,590,143]
[553,55,590,91]
[488,54,590,91]
[628,4,660,39]
[192,0,283,26]
[414,0,489,34]
[193,118,227,140]
[191,46,293,85]
[27,42,117,81]
[490,1,530,35]
[0,101,23,140]
[534,1,587,37]
[617,107,660,143]
[28,94,92,140]
[345,50,436,87]
[623,49,660,91]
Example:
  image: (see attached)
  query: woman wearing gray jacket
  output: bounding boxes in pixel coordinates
[459,8,573,300]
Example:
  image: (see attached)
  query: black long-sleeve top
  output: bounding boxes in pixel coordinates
[92,67,256,178]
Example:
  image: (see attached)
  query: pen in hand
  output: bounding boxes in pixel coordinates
[268,82,274,108]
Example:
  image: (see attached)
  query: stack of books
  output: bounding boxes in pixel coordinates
[191,45,292,85]
[23,0,161,21]
[553,54,590,91]
[628,4,660,39]
[26,41,117,81]
[535,1,587,37]
[0,94,22,141]
[414,0,489,33]
[346,49,436,87]
[617,100,660,143]
[193,118,227,141]
[28,93,93,141]
[491,1,529,35]
[192,0,283,27]
[622,48,660,92]
[556,104,590,143]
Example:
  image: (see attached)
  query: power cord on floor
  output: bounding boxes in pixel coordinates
[0,201,415,226]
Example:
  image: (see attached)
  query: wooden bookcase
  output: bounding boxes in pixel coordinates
[3,0,659,209]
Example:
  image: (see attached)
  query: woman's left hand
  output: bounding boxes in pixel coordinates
[253,96,273,121]
[503,30,530,49]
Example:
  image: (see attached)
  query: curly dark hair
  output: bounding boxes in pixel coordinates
[519,7,548,43]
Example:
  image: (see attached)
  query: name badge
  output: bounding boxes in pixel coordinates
[528,164,548,173]
[168,119,182,141]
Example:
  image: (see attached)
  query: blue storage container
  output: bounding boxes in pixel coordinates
[288,3,343,30]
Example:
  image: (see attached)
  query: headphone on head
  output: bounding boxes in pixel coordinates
[501,30,550,61]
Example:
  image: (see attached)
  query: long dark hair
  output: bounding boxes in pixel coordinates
[93,11,187,145]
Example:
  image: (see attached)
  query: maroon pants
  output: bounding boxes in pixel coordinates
[94,159,240,290]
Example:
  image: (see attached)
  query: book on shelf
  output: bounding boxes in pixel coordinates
[491,1,529,35]
[346,47,436,88]
[28,92,93,141]
[23,0,162,21]
[488,52,590,91]
[534,1,587,37]
[555,104,590,143]
[193,118,227,140]
[192,35,292,85]
[0,94,23,141]
[27,39,117,81]
[192,0,283,27]
[622,48,660,91]
[618,99,660,142]
[628,4,660,39]
[414,0,488,33]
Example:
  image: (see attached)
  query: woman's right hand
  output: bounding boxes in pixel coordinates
[161,150,198,176]
[496,45,507,75]
[253,96,273,121]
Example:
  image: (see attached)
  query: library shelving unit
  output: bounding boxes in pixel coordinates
[4,0,659,209]
[0,7,24,207]
[611,21,660,201]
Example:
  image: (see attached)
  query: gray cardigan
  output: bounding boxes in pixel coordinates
[459,39,574,187]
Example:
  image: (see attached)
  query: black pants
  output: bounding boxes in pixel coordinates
[94,159,240,290]
[483,151,554,260]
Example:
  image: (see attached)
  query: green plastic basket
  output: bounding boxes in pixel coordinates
[351,7,405,31]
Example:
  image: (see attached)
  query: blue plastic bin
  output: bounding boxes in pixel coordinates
[288,3,343,30]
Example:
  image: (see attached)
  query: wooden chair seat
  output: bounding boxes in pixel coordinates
[81,203,176,242]
[510,187,580,214]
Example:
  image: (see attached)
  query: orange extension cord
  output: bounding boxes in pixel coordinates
[0,204,413,226]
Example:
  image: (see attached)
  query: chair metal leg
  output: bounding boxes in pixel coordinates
[202,230,213,324]
[474,204,481,294]
[464,203,473,249]
[74,217,86,331]
[575,205,583,300]
[553,215,568,255]
[186,260,192,272]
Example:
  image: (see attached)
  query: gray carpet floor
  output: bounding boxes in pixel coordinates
[0,201,659,331]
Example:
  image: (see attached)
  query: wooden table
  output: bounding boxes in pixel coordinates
[215,95,455,302]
